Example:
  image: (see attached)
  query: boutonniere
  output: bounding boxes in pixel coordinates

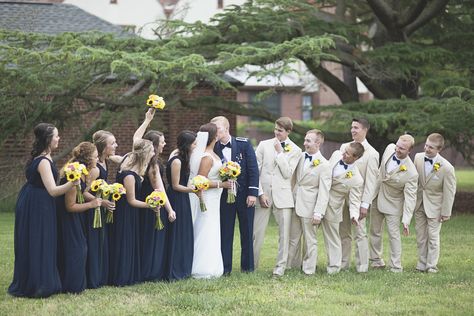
[433,162,441,172]
[312,159,320,167]
[345,171,353,179]
[399,165,407,172]
[283,144,292,152]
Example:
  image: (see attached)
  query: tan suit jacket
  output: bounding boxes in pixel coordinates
[324,151,364,223]
[293,152,332,218]
[341,141,379,206]
[256,137,301,209]
[376,143,418,225]
[414,153,456,218]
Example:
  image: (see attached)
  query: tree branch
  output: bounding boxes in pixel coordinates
[301,58,358,103]
[366,0,397,30]
[399,0,428,28]
[405,0,449,36]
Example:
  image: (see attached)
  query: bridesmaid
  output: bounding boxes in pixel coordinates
[57,142,102,294]
[84,130,117,289]
[8,123,77,298]
[165,130,196,281]
[140,130,176,282]
[108,139,155,286]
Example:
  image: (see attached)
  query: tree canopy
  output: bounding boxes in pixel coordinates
[0,0,473,163]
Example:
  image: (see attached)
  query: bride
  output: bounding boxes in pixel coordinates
[189,123,231,278]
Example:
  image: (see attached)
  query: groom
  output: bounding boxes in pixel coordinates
[211,116,259,275]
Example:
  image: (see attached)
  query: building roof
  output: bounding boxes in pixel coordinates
[0,1,130,36]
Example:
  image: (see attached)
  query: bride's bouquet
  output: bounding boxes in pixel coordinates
[146,94,166,110]
[219,161,241,203]
[145,191,167,230]
[191,175,210,212]
[63,162,89,204]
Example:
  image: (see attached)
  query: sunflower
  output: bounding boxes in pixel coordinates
[112,193,121,201]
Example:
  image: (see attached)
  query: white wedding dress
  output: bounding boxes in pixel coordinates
[191,152,224,279]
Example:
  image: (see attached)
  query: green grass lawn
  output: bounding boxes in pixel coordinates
[1,213,473,315]
[456,169,474,192]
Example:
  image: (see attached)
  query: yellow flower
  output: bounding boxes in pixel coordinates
[399,165,407,171]
[284,144,292,152]
[345,171,353,178]
[433,162,441,172]
[146,94,166,110]
[312,159,320,167]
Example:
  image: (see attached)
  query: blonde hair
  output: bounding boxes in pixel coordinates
[92,130,114,157]
[427,133,445,149]
[121,139,154,176]
[307,129,325,144]
[210,116,230,129]
[399,134,415,149]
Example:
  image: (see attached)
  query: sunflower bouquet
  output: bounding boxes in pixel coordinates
[191,175,210,212]
[219,161,241,203]
[63,162,89,204]
[90,179,108,228]
[104,183,126,224]
[146,94,166,110]
[145,191,167,230]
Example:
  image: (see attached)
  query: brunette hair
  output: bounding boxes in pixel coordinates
[352,118,371,130]
[199,123,217,146]
[176,130,196,172]
[349,142,365,159]
[275,117,293,132]
[143,130,164,174]
[427,133,445,149]
[60,142,97,178]
[28,123,56,166]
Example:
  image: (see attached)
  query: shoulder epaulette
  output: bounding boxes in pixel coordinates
[235,137,248,142]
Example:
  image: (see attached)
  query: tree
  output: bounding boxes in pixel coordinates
[0,0,473,163]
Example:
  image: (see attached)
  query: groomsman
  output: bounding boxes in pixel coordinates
[211,116,259,275]
[254,117,301,276]
[340,118,379,272]
[414,133,456,273]
[288,129,331,275]
[321,143,365,274]
[369,134,418,272]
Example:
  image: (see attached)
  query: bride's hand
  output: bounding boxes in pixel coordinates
[221,180,233,189]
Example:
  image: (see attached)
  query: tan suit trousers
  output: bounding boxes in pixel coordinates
[369,206,403,271]
[340,208,369,272]
[321,219,342,274]
[415,206,442,271]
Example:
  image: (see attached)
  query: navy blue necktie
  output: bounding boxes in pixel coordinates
[305,153,312,161]
[280,142,286,149]
[392,155,400,165]
[424,157,433,164]
[339,160,348,170]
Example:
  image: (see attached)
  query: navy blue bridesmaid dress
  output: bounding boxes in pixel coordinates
[84,162,109,289]
[164,156,194,281]
[139,162,167,282]
[56,177,87,294]
[8,156,62,298]
[108,170,141,286]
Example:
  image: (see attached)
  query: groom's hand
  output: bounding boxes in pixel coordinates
[246,196,257,208]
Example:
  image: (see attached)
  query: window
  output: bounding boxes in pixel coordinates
[217,0,224,9]
[248,91,281,121]
[302,95,313,121]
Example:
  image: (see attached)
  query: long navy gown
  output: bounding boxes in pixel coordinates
[57,177,87,294]
[84,163,109,289]
[164,156,194,281]
[8,156,62,298]
[139,162,168,282]
[108,170,141,286]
